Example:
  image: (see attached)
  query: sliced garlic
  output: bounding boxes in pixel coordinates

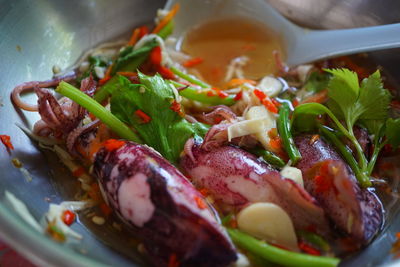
[234,253,251,267]
[227,118,268,141]
[237,202,298,251]
[280,166,304,188]
[94,66,105,79]
[257,76,283,97]
[296,64,314,83]
[244,106,276,151]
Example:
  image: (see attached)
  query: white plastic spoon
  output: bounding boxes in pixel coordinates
[165,0,400,66]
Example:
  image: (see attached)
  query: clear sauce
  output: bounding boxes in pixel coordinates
[180,17,285,87]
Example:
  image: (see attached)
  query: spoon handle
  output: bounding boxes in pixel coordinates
[287,23,400,66]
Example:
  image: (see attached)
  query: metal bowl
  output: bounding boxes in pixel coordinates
[0,0,399,266]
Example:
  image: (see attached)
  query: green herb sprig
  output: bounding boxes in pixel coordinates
[292,68,400,187]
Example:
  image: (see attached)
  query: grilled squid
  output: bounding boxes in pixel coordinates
[92,141,237,267]
[180,140,331,237]
[295,135,383,245]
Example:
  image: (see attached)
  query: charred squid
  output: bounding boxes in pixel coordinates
[180,139,332,237]
[92,141,237,267]
[295,135,383,246]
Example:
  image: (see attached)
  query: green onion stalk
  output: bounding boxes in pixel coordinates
[227,228,339,267]
[57,81,142,143]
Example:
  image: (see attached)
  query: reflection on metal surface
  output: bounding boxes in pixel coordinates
[267,0,400,29]
[0,0,164,266]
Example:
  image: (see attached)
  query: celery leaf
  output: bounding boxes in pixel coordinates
[110,73,208,163]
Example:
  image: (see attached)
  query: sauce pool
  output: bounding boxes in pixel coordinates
[180,17,285,87]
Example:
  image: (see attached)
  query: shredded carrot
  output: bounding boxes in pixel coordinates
[183,57,203,68]
[212,88,228,99]
[0,135,14,150]
[168,253,180,267]
[254,89,278,113]
[127,28,140,46]
[152,4,180,34]
[100,202,113,217]
[267,128,278,139]
[269,137,282,151]
[194,196,207,209]
[72,166,86,178]
[103,139,126,152]
[262,98,278,113]
[234,91,243,101]
[135,109,152,123]
[298,241,321,256]
[292,98,299,107]
[99,64,114,85]
[150,46,162,66]
[271,98,281,107]
[300,89,328,104]
[157,66,175,80]
[253,89,267,100]
[226,78,256,88]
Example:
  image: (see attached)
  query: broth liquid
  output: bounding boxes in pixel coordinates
[180,17,285,87]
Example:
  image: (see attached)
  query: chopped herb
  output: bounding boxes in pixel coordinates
[111,39,158,75]
[79,55,108,82]
[57,81,142,143]
[110,73,209,163]
[292,68,394,187]
[169,80,236,106]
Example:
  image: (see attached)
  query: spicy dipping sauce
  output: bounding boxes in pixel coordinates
[180,17,285,87]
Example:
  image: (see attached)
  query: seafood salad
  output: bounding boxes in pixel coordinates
[8,3,400,267]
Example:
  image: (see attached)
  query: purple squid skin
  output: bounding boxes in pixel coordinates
[295,135,383,245]
[180,142,332,237]
[93,142,237,267]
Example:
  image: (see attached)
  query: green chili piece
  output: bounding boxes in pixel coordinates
[278,103,302,164]
[170,66,210,88]
[157,20,174,39]
[169,80,236,106]
[250,147,286,168]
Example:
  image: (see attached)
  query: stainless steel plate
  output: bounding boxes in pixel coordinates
[0,0,399,266]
